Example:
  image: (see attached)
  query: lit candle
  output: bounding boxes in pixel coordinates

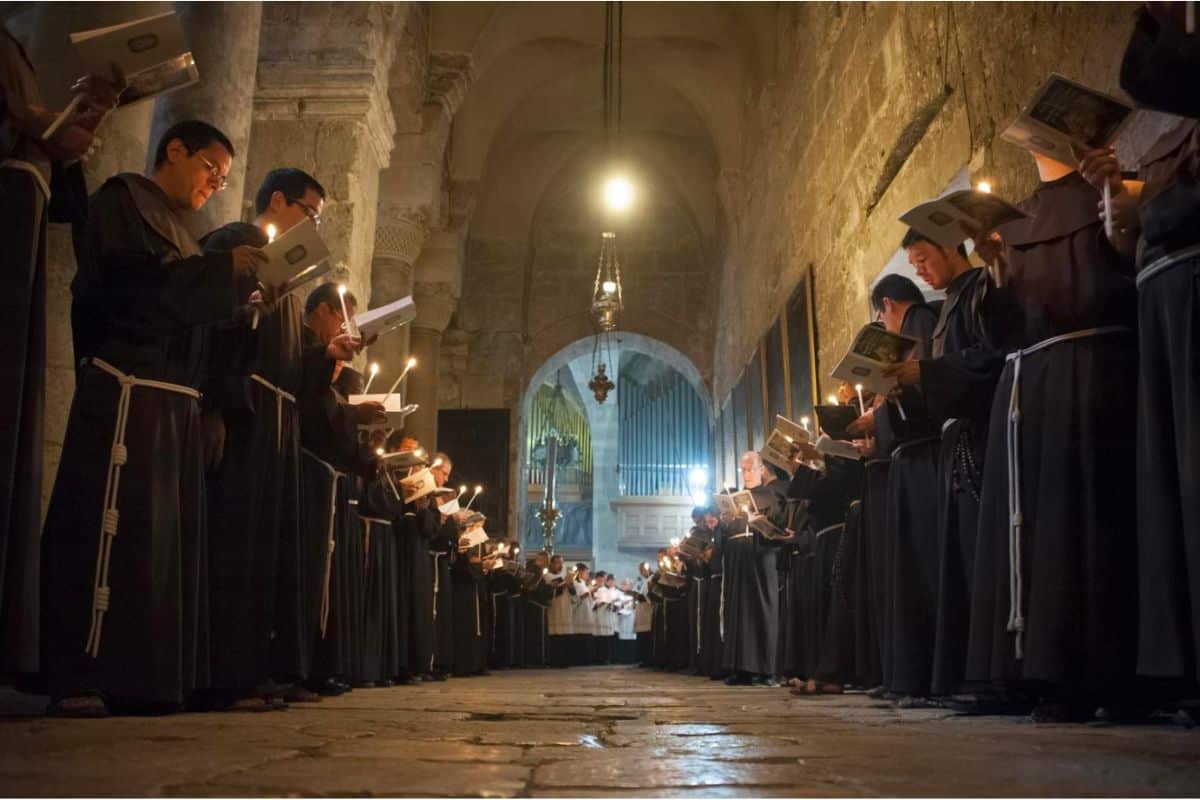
[465,485,483,510]
[457,485,468,501]
[975,181,992,194]
[266,223,277,243]
[381,357,417,408]
[827,394,839,406]
[800,416,810,436]
[336,284,354,336]
[855,383,865,416]
[363,362,380,393]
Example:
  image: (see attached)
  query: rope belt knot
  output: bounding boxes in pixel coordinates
[1002,325,1130,660]
[84,357,200,658]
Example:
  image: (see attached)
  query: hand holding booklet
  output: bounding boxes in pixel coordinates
[74,11,197,106]
[256,218,331,297]
[348,393,419,432]
[715,489,757,518]
[999,73,1133,165]
[761,415,810,474]
[831,324,920,396]
[355,296,417,341]
[900,189,1028,247]
[815,433,863,461]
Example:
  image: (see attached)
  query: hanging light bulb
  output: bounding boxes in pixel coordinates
[603,175,634,212]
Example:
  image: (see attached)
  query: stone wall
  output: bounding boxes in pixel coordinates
[713,1,1142,400]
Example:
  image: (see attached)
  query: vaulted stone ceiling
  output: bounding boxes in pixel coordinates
[423,2,776,411]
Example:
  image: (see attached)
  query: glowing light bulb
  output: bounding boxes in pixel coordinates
[603,176,634,212]
[976,181,992,194]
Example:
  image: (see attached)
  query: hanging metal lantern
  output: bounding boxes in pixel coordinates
[588,363,615,404]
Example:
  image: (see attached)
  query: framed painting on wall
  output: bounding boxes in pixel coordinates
[785,267,820,423]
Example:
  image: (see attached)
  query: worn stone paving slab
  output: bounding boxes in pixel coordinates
[3,666,1200,797]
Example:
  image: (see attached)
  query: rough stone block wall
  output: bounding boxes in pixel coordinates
[714,1,1141,400]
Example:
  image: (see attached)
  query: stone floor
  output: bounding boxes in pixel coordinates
[2,666,1199,797]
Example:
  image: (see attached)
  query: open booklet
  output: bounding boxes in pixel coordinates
[75,11,198,106]
[831,324,920,396]
[714,489,758,518]
[999,73,1133,165]
[347,393,419,432]
[815,433,862,461]
[760,415,810,474]
[257,218,332,297]
[355,296,416,341]
[900,189,1028,247]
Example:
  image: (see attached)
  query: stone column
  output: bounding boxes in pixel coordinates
[368,211,427,384]
[568,353,629,577]
[146,1,263,236]
[26,2,169,518]
[242,2,399,308]
[405,277,458,451]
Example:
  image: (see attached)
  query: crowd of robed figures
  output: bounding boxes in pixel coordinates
[1,4,1199,722]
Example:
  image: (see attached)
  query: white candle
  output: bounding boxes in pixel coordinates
[855,384,865,416]
[800,416,810,436]
[465,485,483,510]
[363,362,380,393]
[381,357,417,407]
[338,284,355,338]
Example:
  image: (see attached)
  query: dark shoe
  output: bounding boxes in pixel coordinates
[1030,700,1093,724]
[308,678,348,697]
[724,672,751,686]
[46,694,109,718]
[282,685,321,703]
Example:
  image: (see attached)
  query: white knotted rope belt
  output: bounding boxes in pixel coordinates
[85,357,200,658]
[302,448,344,639]
[1003,325,1130,659]
[1135,243,1200,290]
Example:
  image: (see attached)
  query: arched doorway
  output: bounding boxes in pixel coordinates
[517,333,712,581]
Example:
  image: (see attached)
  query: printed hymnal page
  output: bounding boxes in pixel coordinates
[348,393,419,431]
[999,73,1133,164]
[761,415,809,474]
[900,190,1028,247]
[815,433,863,461]
[714,489,758,518]
[355,296,416,341]
[831,324,920,396]
[71,12,198,106]
[256,218,331,297]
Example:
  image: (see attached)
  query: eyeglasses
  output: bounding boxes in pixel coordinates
[289,197,322,227]
[195,153,228,191]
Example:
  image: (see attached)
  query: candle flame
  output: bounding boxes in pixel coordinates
[369,362,379,376]
[266,223,277,243]
[976,181,992,194]
[338,284,347,297]
[375,447,384,456]
[855,384,864,392]
[474,485,483,495]
[828,394,838,405]
[407,357,418,369]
